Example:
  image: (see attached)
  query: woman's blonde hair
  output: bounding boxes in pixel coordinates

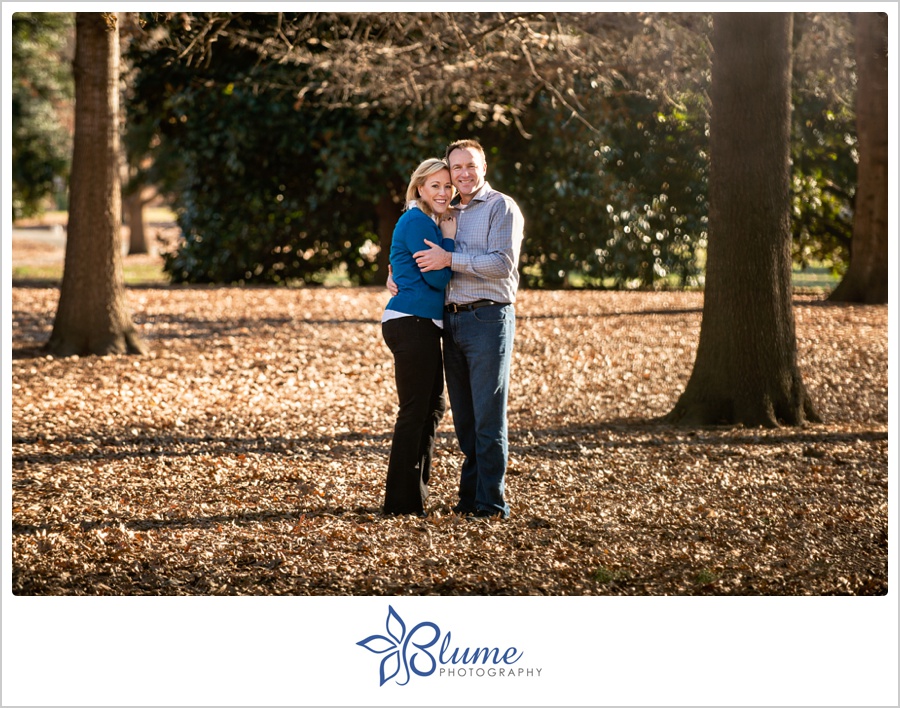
[405,158,453,215]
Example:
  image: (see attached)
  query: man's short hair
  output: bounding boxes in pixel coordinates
[444,139,486,163]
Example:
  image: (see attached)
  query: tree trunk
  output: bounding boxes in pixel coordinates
[47,13,147,356]
[374,192,402,286]
[124,188,149,255]
[664,12,820,428]
[829,12,888,304]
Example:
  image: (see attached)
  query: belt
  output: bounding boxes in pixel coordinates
[444,300,510,313]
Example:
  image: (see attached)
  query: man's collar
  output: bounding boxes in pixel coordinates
[451,181,492,207]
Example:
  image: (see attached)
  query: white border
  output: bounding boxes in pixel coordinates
[3,3,897,706]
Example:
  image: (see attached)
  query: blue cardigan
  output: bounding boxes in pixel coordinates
[385,207,455,321]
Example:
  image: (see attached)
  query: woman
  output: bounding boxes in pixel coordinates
[381,158,457,516]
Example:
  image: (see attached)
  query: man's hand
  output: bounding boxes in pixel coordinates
[386,265,398,296]
[414,240,452,272]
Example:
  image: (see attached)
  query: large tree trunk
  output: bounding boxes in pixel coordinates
[829,12,888,304]
[664,13,819,428]
[47,13,147,356]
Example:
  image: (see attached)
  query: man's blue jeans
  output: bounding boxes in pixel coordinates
[442,303,514,518]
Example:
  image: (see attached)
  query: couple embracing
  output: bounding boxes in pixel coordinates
[380,139,525,520]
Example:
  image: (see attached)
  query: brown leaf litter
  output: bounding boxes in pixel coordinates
[10,285,888,595]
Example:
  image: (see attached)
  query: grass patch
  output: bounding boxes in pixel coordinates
[144,206,178,223]
[523,258,840,292]
[13,260,169,285]
[694,568,719,586]
[12,264,63,282]
[19,207,178,226]
[593,566,630,584]
[122,261,169,285]
[792,264,841,291]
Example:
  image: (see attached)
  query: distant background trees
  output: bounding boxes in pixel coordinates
[11,12,73,220]
[13,12,869,293]
[790,13,858,276]
[122,12,716,287]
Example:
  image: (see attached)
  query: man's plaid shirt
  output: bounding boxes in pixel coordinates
[446,182,525,306]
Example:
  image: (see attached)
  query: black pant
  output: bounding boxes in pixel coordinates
[381,316,446,515]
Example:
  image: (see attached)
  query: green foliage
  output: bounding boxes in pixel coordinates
[790,92,856,275]
[126,14,452,285]
[11,12,73,220]
[124,12,856,289]
[694,568,718,585]
[593,566,629,584]
[496,87,709,290]
[127,14,711,288]
[789,12,857,276]
[595,94,709,289]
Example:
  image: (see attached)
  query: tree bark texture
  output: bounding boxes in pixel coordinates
[374,192,402,286]
[124,189,149,255]
[48,13,147,356]
[665,13,820,428]
[829,12,889,304]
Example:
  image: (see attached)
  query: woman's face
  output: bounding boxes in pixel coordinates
[418,169,453,215]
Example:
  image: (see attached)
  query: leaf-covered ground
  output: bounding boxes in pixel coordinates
[10,280,888,595]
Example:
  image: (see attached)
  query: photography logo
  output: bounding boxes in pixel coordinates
[356,605,542,686]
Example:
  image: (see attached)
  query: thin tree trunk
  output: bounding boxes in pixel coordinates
[829,12,888,304]
[374,192,402,286]
[124,188,149,255]
[47,12,147,356]
[664,12,819,428]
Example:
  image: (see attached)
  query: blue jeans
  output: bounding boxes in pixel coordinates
[443,304,515,518]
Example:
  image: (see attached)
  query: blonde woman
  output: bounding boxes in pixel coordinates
[380,158,457,515]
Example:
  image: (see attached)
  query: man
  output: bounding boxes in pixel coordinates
[407,139,525,519]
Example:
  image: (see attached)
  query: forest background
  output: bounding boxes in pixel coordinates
[12,12,868,293]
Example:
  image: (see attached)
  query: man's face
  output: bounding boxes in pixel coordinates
[447,147,487,203]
